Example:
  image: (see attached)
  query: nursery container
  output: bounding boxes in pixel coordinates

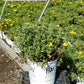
[27,58,58,84]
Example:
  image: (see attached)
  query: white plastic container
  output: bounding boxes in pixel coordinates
[27,58,58,84]
[76,77,84,84]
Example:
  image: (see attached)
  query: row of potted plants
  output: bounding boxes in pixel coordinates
[0,0,84,40]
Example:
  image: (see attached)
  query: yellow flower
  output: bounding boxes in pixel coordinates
[30,11,33,13]
[9,19,12,21]
[11,5,15,8]
[49,43,53,47]
[52,10,54,13]
[80,34,84,36]
[67,65,70,68]
[19,4,21,7]
[62,32,64,34]
[5,19,8,21]
[80,1,83,5]
[6,22,9,24]
[17,4,21,8]
[59,0,61,2]
[75,1,79,4]
[79,51,82,55]
[13,21,15,23]
[8,13,10,15]
[34,8,36,11]
[13,9,17,12]
[63,5,65,7]
[56,25,60,27]
[25,22,29,24]
[4,25,7,27]
[28,15,30,17]
[76,51,78,53]
[15,17,17,19]
[10,24,13,26]
[5,19,11,22]
[14,36,16,39]
[69,31,76,34]
[63,42,68,47]
[79,67,82,70]
[55,14,57,16]
[70,2,72,4]
[7,4,10,6]
[17,7,19,8]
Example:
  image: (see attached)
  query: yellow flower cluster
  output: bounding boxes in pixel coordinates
[2,18,14,27]
[5,19,11,22]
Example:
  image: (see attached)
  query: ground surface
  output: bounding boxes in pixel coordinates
[0,48,22,84]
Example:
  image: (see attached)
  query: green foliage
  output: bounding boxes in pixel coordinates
[0,0,84,81]
[0,0,84,39]
[15,23,63,62]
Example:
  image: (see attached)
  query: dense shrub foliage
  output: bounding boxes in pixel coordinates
[0,0,84,81]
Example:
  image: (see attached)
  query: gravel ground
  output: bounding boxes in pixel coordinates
[0,48,22,84]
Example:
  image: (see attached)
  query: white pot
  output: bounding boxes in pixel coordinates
[76,77,84,84]
[76,82,84,84]
[27,58,58,84]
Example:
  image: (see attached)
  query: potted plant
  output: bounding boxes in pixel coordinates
[14,23,63,84]
[14,23,84,84]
